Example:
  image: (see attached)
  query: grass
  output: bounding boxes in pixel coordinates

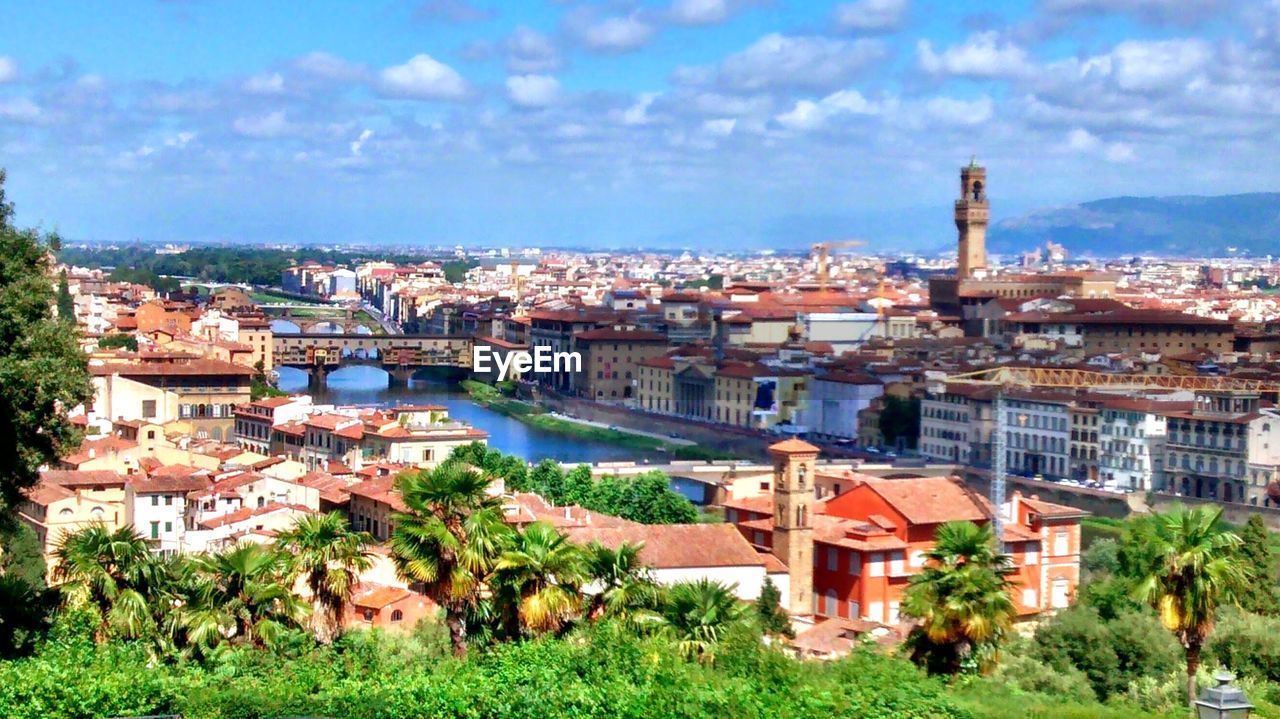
[459,379,741,459]
[248,289,324,305]
[1082,516,1127,549]
[950,682,1180,719]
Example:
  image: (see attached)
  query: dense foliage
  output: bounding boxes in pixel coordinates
[0,615,977,719]
[96,333,138,351]
[450,443,699,524]
[60,244,470,288]
[0,169,95,511]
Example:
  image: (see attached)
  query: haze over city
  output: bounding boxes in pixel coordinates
[2,0,1279,249]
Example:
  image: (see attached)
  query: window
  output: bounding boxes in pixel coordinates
[1053,531,1069,556]
[889,550,905,575]
[910,550,926,568]
[142,399,156,419]
[868,552,884,577]
[164,495,172,506]
[1025,545,1039,565]
[1022,588,1037,607]
[752,531,764,546]
[391,609,404,623]
[888,601,900,623]
[362,609,374,622]
[869,601,884,622]
[151,495,159,507]
[150,521,159,539]
[1051,578,1070,608]
[164,521,172,533]
[823,590,837,617]
[826,547,838,571]
[848,553,861,575]
[847,601,860,619]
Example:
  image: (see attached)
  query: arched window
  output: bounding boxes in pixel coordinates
[391,609,404,623]
[798,464,807,490]
[257,496,265,508]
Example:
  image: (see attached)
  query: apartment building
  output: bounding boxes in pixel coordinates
[1161,392,1280,505]
[1097,398,1189,491]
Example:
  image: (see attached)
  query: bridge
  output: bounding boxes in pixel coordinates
[274,333,474,386]
[262,305,383,334]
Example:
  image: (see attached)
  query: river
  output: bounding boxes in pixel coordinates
[274,365,663,466]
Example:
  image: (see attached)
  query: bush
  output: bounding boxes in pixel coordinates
[1033,606,1122,700]
[986,650,1096,704]
[1206,606,1280,683]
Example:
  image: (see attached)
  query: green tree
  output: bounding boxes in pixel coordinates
[586,471,698,525]
[1129,505,1248,704]
[0,169,94,512]
[389,461,513,656]
[55,270,74,323]
[0,575,56,658]
[177,543,308,653]
[0,518,46,589]
[755,576,793,638]
[275,512,374,643]
[492,522,586,637]
[528,459,566,500]
[96,334,138,352]
[902,521,1016,675]
[659,578,745,663]
[52,524,162,642]
[582,540,660,623]
[561,464,594,505]
[1237,514,1279,615]
[879,395,920,450]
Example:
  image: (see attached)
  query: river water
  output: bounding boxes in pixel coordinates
[275,365,661,466]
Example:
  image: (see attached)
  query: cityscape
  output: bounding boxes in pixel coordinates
[3,2,1280,718]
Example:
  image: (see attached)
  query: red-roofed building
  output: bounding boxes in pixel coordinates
[571,324,669,403]
[721,441,1086,624]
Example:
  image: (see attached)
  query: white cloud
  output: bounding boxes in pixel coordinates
[233,110,290,138]
[350,129,373,155]
[775,88,881,131]
[506,74,560,108]
[506,26,561,73]
[1108,39,1210,92]
[242,72,285,95]
[669,0,729,25]
[0,97,40,122]
[164,131,197,148]
[617,93,659,125]
[713,34,884,91]
[1063,128,1136,163]
[702,118,737,136]
[579,14,655,53]
[293,52,365,81]
[924,96,994,125]
[0,57,16,84]
[379,54,469,100]
[833,0,909,32]
[918,32,1030,78]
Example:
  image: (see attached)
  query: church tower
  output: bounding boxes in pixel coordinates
[768,438,819,615]
[955,158,989,279]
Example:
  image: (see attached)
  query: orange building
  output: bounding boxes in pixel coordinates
[722,440,1085,624]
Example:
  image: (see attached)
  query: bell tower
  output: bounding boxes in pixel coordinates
[955,158,989,279]
[768,438,819,615]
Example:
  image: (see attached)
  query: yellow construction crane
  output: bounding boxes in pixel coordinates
[942,366,1280,542]
[811,239,867,291]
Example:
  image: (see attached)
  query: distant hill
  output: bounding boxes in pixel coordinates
[988,192,1280,258]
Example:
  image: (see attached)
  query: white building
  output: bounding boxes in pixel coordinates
[125,466,212,555]
[1098,398,1185,491]
[802,372,884,441]
[1003,394,1072,480]
[919,384,996,465]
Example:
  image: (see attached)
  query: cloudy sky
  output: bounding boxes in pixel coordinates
[0,0,1276,250]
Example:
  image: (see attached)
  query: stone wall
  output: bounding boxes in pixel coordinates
[961,470,1138,520]
[1148,492,1280,531]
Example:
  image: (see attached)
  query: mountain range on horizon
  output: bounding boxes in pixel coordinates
[987,192,1280,259]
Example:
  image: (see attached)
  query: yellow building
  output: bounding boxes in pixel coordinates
[17,470,128,583]
[90,357,253,442]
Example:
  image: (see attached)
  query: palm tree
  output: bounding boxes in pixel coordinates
[583,540,660,623]
[901,521,1016,675]
[276,512,374,643]
[659,579,744,663]
[52,523,162,641]
[177,543,308,654]
[492,522,586,636]
[389,461,512,657]
[1129,505,1247,705]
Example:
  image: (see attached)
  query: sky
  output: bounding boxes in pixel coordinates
[0,0,1277,251]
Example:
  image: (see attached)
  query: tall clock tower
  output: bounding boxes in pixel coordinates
[769,438,819,615]
[955,159,989,279]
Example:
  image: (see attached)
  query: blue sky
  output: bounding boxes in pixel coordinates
[0,0,1275,250]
